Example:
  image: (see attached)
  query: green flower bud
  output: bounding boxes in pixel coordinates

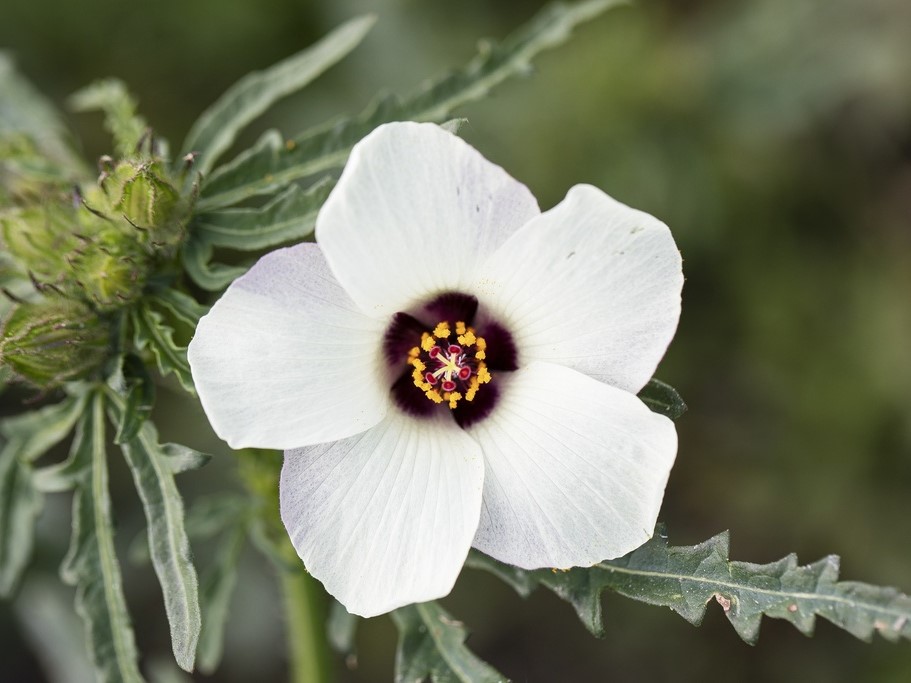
[0,299,112,388]
[0,203,79,281]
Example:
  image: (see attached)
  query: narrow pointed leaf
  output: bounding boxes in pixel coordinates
[107,394,201,672]
[0,51,88,175]
[196,526,245,674]
[198,0,622,210]
[179,15,376,176]
[181,238,247,292]
[60,392,144,683]
[191,177,333,250]
[132,303,195,393]
[391,602,507,683]
[69,79,148,159]
[0,441,42,596]
[638,378,687,420]
[151,289,209,329]
[110,354,155,445]
[0,391,87,462]
[468,528,911,644]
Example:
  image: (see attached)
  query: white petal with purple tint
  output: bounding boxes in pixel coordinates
[188,243,389,449]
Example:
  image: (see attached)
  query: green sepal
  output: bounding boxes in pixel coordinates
[468,526,911,644]
[391,601,507,683]
[198,0,623,211]
[638,378,687,420]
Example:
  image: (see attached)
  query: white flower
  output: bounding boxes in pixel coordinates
[188,122,683,618]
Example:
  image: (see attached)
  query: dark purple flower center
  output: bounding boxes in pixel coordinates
[384,292,517,428]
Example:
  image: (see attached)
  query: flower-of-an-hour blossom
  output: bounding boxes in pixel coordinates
[188,121,683,618]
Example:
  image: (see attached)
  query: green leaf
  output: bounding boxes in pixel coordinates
[60,392,144,683]
[132,303,195,393]
[198,0,622,210]
[0,391,87,462]
[191,177,333,250]
[468,527,911,644]
[0,52,88,176]
[181,238,248,292]
[391,602,507,683]
[151,289,209,329]
[0,441,42,597]
[107,393,202,672]
[196,525,245,674]
[179,15,376,177]
[637,378,687,420]
[69,79,148,159]
[327,599,359,662]
[108,354,156,445]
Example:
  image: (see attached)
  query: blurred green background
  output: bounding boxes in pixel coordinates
[2,0,911,680]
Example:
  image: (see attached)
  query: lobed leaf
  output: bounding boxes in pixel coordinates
[151,289,209,329]
[468,527,911,644]
[60,392,144,682]
[190,177,333,250]
[198,0,622,211]
[638,378,687,420]
[0,391,87,462]
[391,602,507,683]
[132,303,195,394]
[179,15,376,177]
[107,392,202,672]
[180,238,248,292]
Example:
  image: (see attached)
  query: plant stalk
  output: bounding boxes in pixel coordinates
[280,565,332,683]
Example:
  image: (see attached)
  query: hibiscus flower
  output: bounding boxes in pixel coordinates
[188,121,683,617]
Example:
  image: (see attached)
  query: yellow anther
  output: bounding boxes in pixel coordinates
[448,392,462,409]
[457,330,476,346]
[465,377,480,401]
[475,350,486,361]
[455,321,467,335]
[477,364,491,384]
[425,389,443,404]
[408,346,420,360]
[433,322,450,338]
[475,336,487,351]
[421,334,436,352]
[411,358,426,372]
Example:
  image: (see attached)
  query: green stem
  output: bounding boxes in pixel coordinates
[280,566,332,683]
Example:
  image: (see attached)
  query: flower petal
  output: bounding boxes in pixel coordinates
[316,121,540,317]
[469,362,677,569]
[280,411,484,617]
[188,243,389,449]
[475,184,683,393]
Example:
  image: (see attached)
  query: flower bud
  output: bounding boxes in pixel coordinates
[0,299,112,388]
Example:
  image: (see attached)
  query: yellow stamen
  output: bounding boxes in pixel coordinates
[433,322,451,338]
[411,358,426,372]
[475,336,487,351]
[477,363,491,384]
[465,377,480,401]
[457,329,476,346]
[455,321,467,335]
[448,392,462,409]
[408,346,420,360]
[421,333,436,352]
[425,389,443,403]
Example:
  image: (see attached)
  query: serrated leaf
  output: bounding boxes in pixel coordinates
[0,441,42,597]
[198,0,622,210]
[179,15,376,177]
[468,527,911,644]
[637,378,687,420]
[181,238,248,292]
[151,289,209,329]
[391,602,507,683]
[0,51,88,176]
[60,392,144,683]
[132,303,195,394]
[191,177,333,250]
[69,79,148,159]
[196,525,245,674]
[107,393,202,672]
